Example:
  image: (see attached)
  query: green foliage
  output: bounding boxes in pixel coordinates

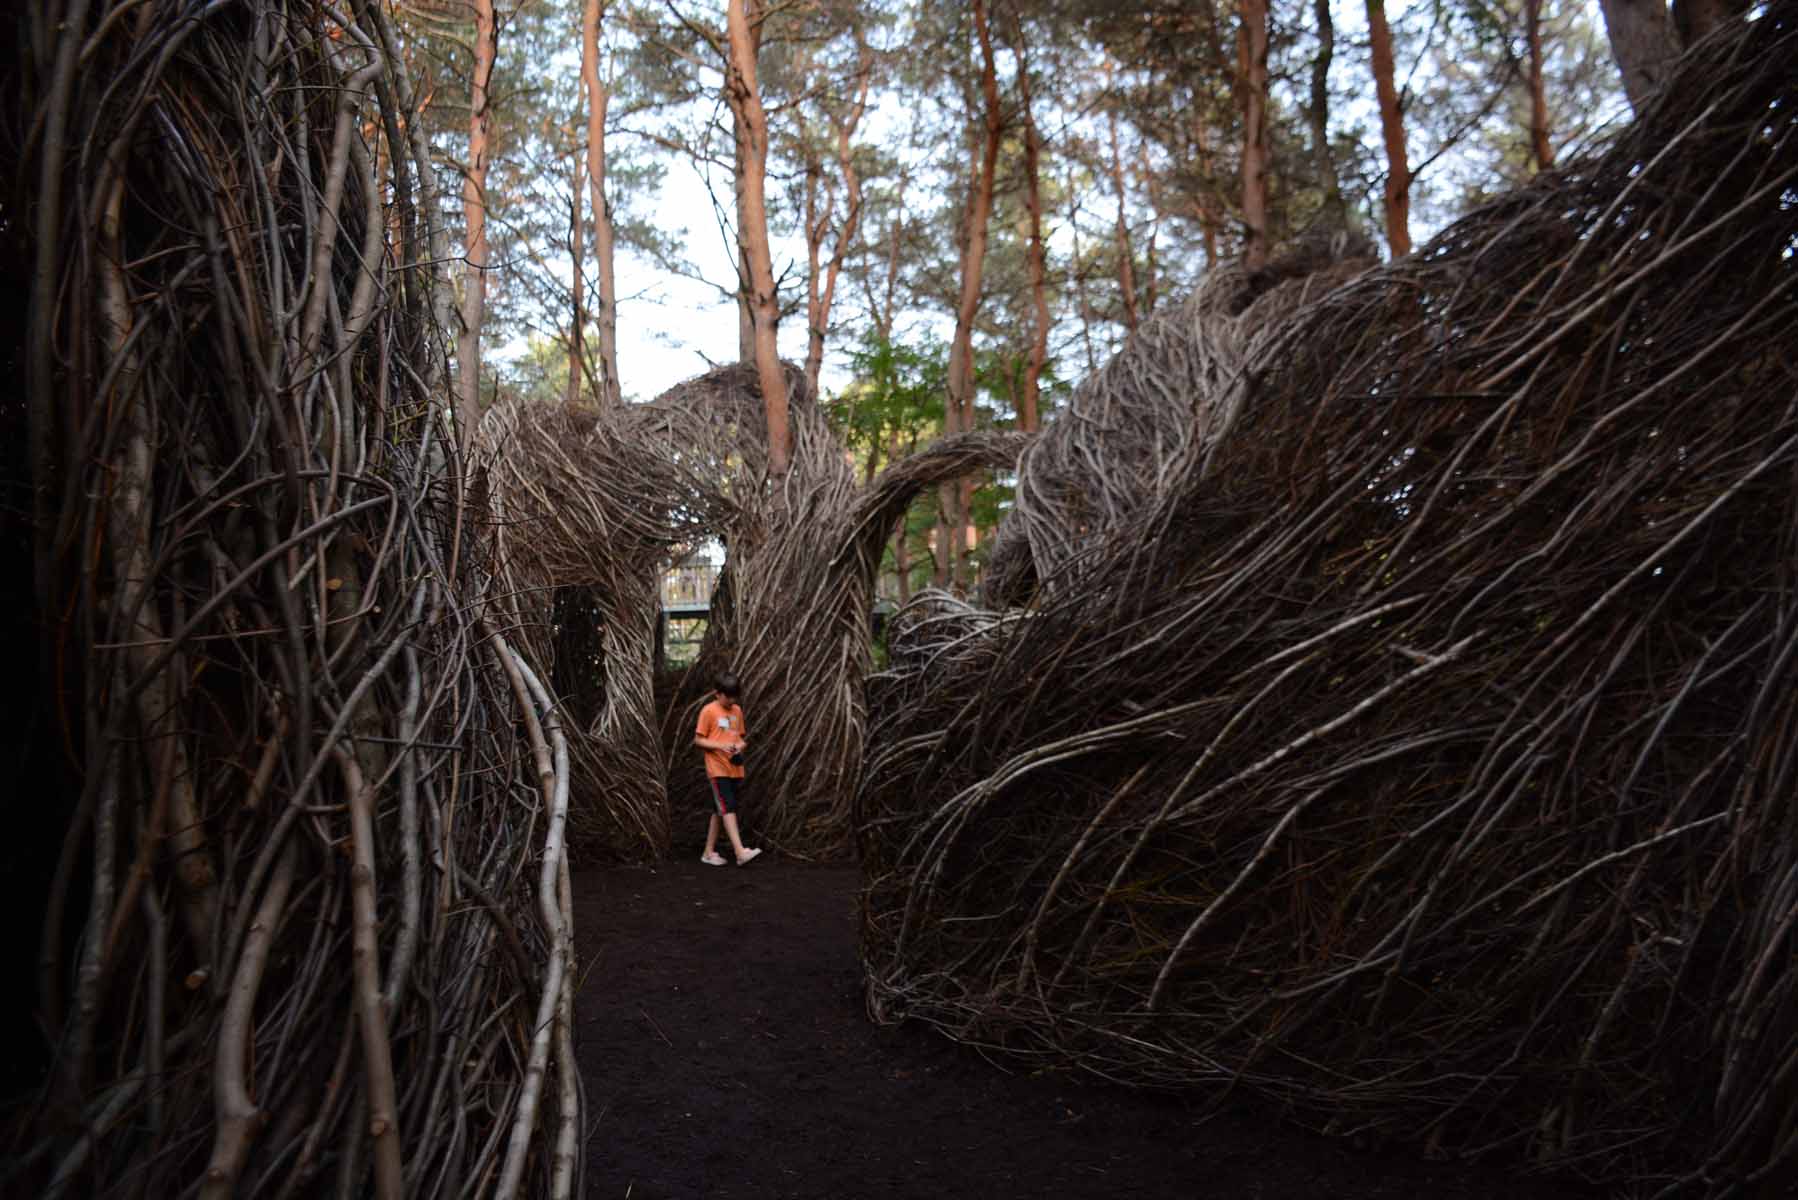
[831,330,947,459]
[972,344,1067,429]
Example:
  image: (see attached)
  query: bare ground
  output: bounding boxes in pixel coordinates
[571,851,1603,1200]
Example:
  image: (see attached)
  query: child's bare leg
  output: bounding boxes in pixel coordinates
[704,814,722,857]
[721,812,750,857]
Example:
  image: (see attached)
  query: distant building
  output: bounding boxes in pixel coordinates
[658,560,719,669]
[660,561,719,609]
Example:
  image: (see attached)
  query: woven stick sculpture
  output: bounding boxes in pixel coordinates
[476,395,722,859]
[14,3,578,1196]
[983,233,1379,608]
[483,364,1022,861]
[859,8,1798,1196]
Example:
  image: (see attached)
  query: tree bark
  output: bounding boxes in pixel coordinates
[802,42,871,400]
[456,0,497,436]
[1068,171,1099,377]
[1526,0,1555,171]
[736,241,756,363]
[566,150,584,407]
[1367,0,1412,258]
[1235,0,1271,269]
[1138,142,1161,316]
[582,0,621,406]
[1107,100,1139,334]
[1309,0,1345,219]
[1016,24,1048,434]
[1675,0,1748,42]
[1597,0,1744,112]
[893,529,912,603]
[729,10,765,366]
[1595,0,1679,113]
[1191,113,1220,267]
[880,179,905,338]
[723,0,791,480]
[803,152,828,381]
[892,427,913,602]
[941,0,1004,591]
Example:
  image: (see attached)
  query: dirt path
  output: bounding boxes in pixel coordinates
[571,858,1599,1200]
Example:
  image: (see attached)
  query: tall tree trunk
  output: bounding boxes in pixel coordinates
[1526,0,1555,171]
[723,0,790,480]
[855,172,908,343]
[879,178,906,338]
[802,43,871,400]
[1309,0,1345,219]
[1367,0,1412,258]
[1598,0,1743,112]
[1068,171,1099,377]
[1191,112,1220,268]
[736,240,756,363]
[1143,214,1160,314]
[456,0,497,436]
[1236,0,1270,269]
[1015,23,1048,434]
[892,428,913,602]
[1595,0,1679,113]
[941,0,1004,591]
[893,528,912,602]
[932,140,964,589]
[1138,143,1161,316]
[802,155,829,386]
[1676,0,1748,42]
[729,11,765,366]
[1107,100,1139,334]
[581,0,621,406]
[566,149,584,407]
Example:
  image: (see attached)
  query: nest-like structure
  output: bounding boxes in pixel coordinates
[983,231,1380,608]
[10,3,579,1197]
[483,364,1023,861]
[476,390,723,860]
[859,8,1798,1196]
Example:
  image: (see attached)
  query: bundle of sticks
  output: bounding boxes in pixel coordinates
[14,3,577,1195]
[858,7,1798,1194]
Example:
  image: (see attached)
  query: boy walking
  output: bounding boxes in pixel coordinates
[695,673,762,866]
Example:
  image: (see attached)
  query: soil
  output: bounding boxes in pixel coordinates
[571,849,1603,1200]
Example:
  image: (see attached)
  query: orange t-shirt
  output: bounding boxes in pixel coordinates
[696,699,746,779]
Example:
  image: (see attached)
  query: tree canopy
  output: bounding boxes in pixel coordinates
[390,0,1649,592]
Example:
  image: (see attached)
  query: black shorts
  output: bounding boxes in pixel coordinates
[709,776,741,815]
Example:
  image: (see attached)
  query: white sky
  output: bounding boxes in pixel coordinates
[605,164,825,404]
[597,91,925,404]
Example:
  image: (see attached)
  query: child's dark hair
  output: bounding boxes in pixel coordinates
[713,672,741,698]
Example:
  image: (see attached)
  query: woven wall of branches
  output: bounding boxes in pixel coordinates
[858,8,1797,1196]
[483,364,1023,862]
[982,231,1380,609]
[476,392,721,860]
[12,3,579,1196]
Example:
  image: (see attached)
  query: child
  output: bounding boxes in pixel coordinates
[694,673,761,866]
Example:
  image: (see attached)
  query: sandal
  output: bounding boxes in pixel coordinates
[735,847,762,867]
[700,851,726,867]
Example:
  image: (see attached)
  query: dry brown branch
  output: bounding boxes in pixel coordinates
[858,7,1798,1195]
[13,2,578,1194]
